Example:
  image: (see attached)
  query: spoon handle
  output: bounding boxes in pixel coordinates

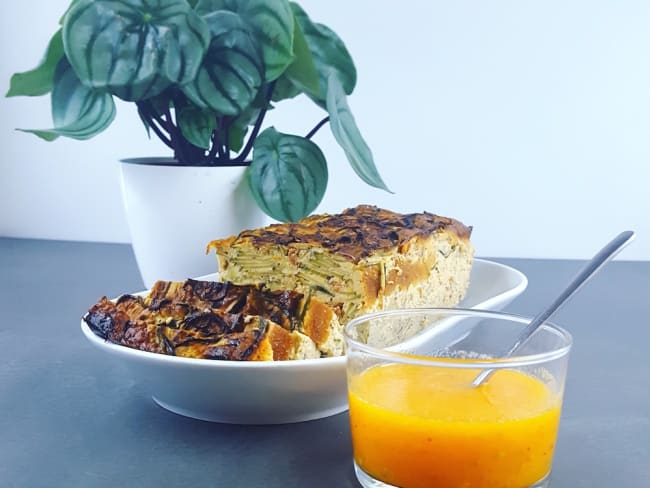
[472,230,636,387]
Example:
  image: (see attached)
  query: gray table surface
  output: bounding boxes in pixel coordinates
[0,237,648,488]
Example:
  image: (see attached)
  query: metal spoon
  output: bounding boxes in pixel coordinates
[471,230,636,387]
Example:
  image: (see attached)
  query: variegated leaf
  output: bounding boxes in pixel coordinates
[182,11,263,115]
[177,106,216,149]
[18,59,115,141]
[248,127,328,222]
[62,0,210,100]
[195,0,294,82]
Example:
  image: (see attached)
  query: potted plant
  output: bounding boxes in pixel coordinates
[7,0,389,286]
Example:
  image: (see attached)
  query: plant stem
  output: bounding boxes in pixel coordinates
[305,116,330,140]
[233,80,276,163]
[139,96,206,164]
[137,103,173,149]
[168,92,208,164]
[165,104,187,163]
[217,134,223,160]
[207,128,219,161]
[222,116,231,162]
[143,100,171,132]
[148,118,174,149]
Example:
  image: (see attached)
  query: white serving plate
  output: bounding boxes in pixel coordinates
[80,258,527,424]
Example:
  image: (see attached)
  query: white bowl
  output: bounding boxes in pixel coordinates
[80,258,527,424]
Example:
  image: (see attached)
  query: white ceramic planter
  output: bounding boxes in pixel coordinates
[120,158,268,288]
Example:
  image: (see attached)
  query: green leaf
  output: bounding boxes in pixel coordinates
[291,2,356,102]
[283,10,320,97]
[228,124,248,153]
[18,59,115,141]
[62,0,210,100]
[59,0,82,25]
[325,72,390,192]
[177,107,216,149]
[6,29,64,97]
[270,7,320,103]
[195,0,294,82]
[271,76,301,102]
[227,95,268,153]
[248,127,328,221]
[233,99,265,128]
[19,129,61,142]
[182,11,264,115]
[110,75,172,103]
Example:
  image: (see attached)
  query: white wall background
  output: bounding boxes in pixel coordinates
[1,0,648,260]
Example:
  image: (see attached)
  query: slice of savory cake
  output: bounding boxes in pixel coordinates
[84,279,343,360]
[207,205,474,330]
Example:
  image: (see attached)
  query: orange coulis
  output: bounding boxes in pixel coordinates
[348,363,561,488]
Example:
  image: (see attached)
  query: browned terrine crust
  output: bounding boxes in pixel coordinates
[209,204,472,263]
[84,279,341,361]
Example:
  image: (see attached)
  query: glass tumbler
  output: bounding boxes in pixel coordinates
[344,308,572,488]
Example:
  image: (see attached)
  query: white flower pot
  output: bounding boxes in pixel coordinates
[120,158,268,288]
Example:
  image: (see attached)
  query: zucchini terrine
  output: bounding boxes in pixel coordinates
[207,205,474,342]
[84,279,343,360]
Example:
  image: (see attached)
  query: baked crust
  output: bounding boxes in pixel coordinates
[207,205,475,325]
[84,279,342,360]
[208,204,472,263]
